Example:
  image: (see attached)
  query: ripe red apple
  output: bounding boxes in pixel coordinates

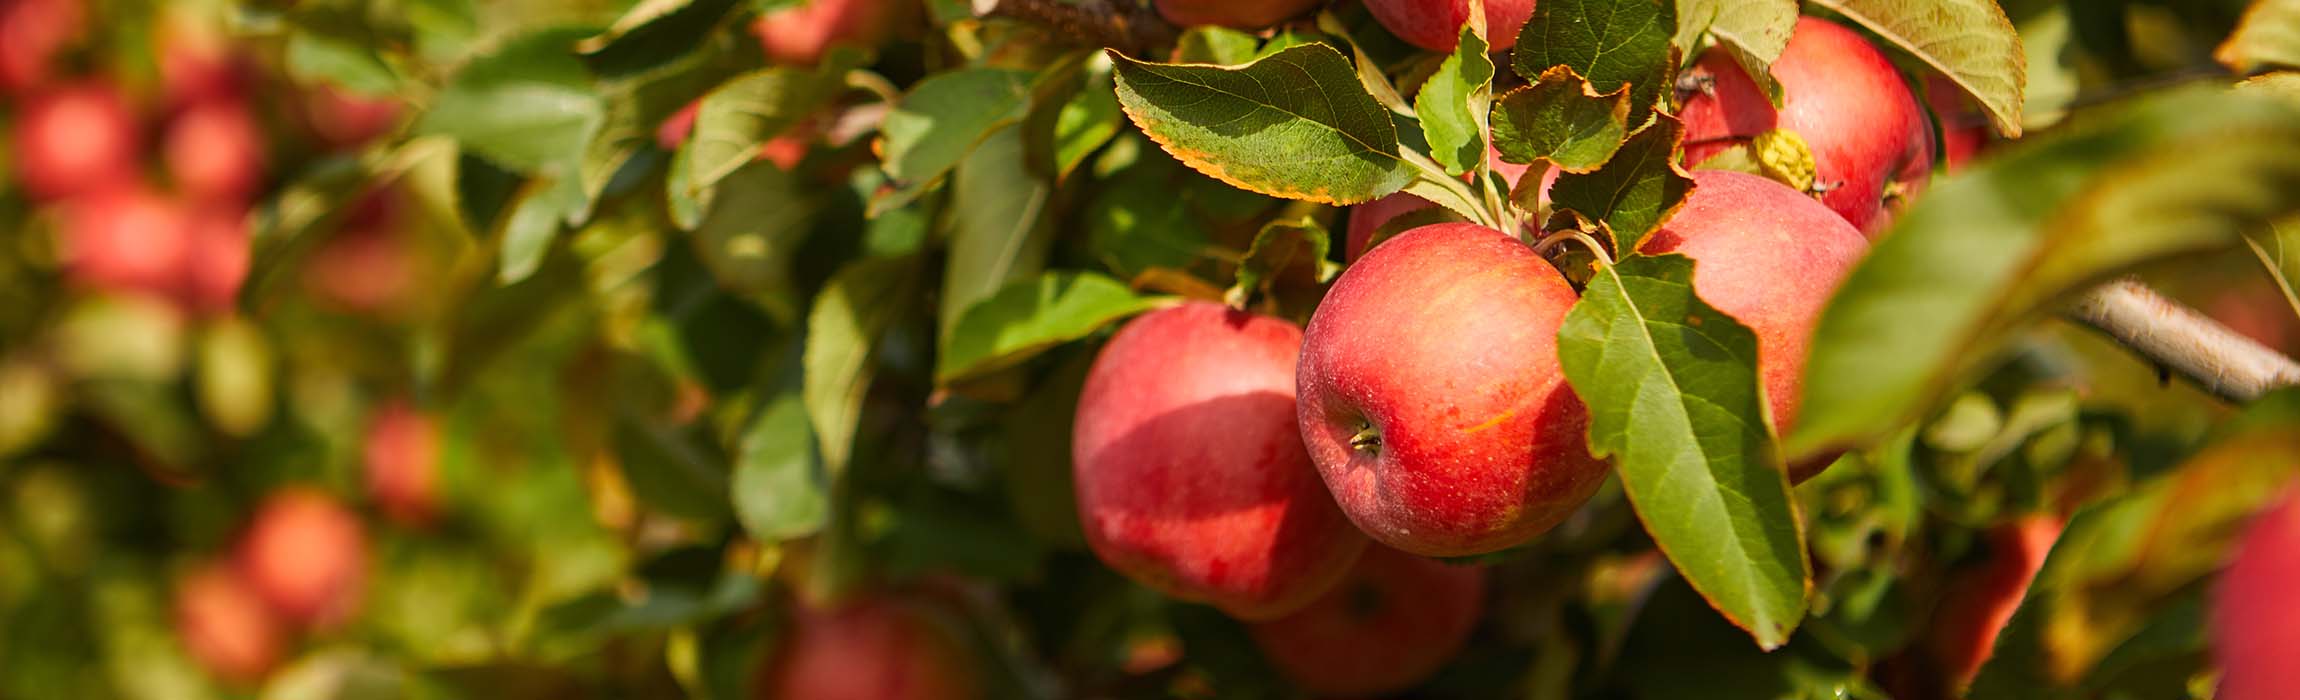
[1363,0,1536,52]
[157,12,245,107]
[57,186,192,298]
[1154,0,1320,31]
[11,81,139,201]
[1639,171,1867,482]
[751,0,895,66]
[2212,486,2300,700]
[1345,146,1533,260]
[173,563,285,685]
[236,488,368,629]
[181,206,251,315]
[1678,17,1933,235]
[166,99,267,205]
[1928,515,2062,690]
[0,0,84,94]
[757,594,981,700]
[304,192,418,315]
[365,400,442,527]
[1073,302,1367,619]
[1298,223,1605,557]
[304,85,401,149]
[1249,546,1484,696]
[1925,75,1990,173]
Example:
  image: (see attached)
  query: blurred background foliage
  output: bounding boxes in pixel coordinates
[0,0,2296,698]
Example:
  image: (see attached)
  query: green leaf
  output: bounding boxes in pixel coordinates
[1315,11,1415,117]
[1809,0,2026,137]
[1547,115,1693,249]
[1788,88,2300,461]
[1029,54,1124,183]
[681,50,865,192]
[1224,217,1338,316]
[495,174,587,283]
[689,161,818,322]
[805,256,919,474]
[2219,0,2300,74]
[1110,44,1414,205]
[1415,25,1495,177]
[940,125,1056,339]
[1489,65,1631,173]
[1512,0,1675,118]
[1557,254,1810,650]
[416,28,606,174]
[285,29,400,95]
[1673,0,1795,65]
[578,0,740,78]
[1085,148,1212,277]
[731,387,826,541]
[1175,26,1261,65]
[937,272,1168,385]
[881,68,1036,184]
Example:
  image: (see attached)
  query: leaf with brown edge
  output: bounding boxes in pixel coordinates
[1110,45,1415,206]
[1490,65,1631,174]
[1547,115,1695,250]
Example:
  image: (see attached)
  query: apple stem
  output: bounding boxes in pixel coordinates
[1532,228,1615,268]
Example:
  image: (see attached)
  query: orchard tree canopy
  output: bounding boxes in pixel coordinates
[4,0,2300,697]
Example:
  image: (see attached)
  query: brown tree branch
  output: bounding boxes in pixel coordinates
[2067,278,2300,402]
[972,0,1178,57]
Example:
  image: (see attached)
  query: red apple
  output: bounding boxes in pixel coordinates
[1678,17,1933,235]
[1928,515,2062,690]
[365,400,442,527]
[157,12,245,107]
[1925,75,1990,173]
[1638,171,1867,481]
[1154,0,1321,31]
[0,0,84,94]
[1298,223,1605,557]
[758,594,981,700]
[165,98,267,205]
[751,0,895,66]
[57,186,192,298]
[1073,302,1367,619]
[181,206,251,315]
[1363,0,1536,52]
[11,81,139,201]
[304,192,418,315]
[2212,485,2300,700]
[173,563,285,685]
[236,488,367,629]
[1248,546,1484,696]
[304,85,401,149]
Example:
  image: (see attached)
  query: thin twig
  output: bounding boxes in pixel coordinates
[972,0,1178,57]
[2066,277,2300,402]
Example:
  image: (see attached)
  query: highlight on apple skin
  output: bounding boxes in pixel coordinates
[1297,223,1607,557]
[10,80,139,202]
[1248,545,1486,696]
[1072,301,1369,620]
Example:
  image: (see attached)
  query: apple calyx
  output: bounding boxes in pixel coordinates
[1349,423,1383,453]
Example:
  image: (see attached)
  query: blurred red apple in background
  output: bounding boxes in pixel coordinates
[365,400,442,527]
[56,186,191,298]
[1298,223,1605,557]
[1154,0,1321,31]
[757,594,981,700]
[2211,485,2300,700]
[1924,75,1991,174]
[304,85,401,149]
[1362,0,1536,52]
[1678,17,1933,235]
[1073,302,1367,619]
[165,99,267,205]
[1249,545,1485,696]
[236,488,368,629]
[181,206,251,315]
[1928,515,2062,691]
[751,0,896,66]
[0,0,84,94]
[156,10,246,108]
[173,562,285,685]
[11,81,139,201]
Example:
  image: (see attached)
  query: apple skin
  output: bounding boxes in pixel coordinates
[1925,75,1990,173]
[57,186,192,298]
[11,82,140,201]
[1073,302,1368,619]
[165,98,267,205]
[1154,0,1320,31]
[304,86,401,149]
[1345,147,1533,260]
[1678,17,1934,235]
[365,400,442,527]
[1363,0,1536,52]
[1928,515,2062,690]
[757,594,981,700]
[1638,171,1867,482]
[173,563,285,685]
[0,0,83,94]
[1298,223,1605,557]
[182,206,251,315]
[751,0,895,66]
[1249,545,1485,696]
[2212,487,2300,700]
[236,488,368,629]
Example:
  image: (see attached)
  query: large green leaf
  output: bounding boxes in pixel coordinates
[881,68,1036,184]
[1110,44,1414,205]
[804,256,921,474]
[2218,0,2300,74]
[731,385,826,542]
[1788,88,2300,461]
[1512,0,1675,117]
[681,50,864,191]
[495,174,588,283]
[1558,254,1810,650]
[1547,116,1694,248]
[938,272,1168,385]
[940,125,1056,340]
[1809,0,2026,137]
[1490,65,1631,173]
[1415,24,1495,177]
[416,28,605,175]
